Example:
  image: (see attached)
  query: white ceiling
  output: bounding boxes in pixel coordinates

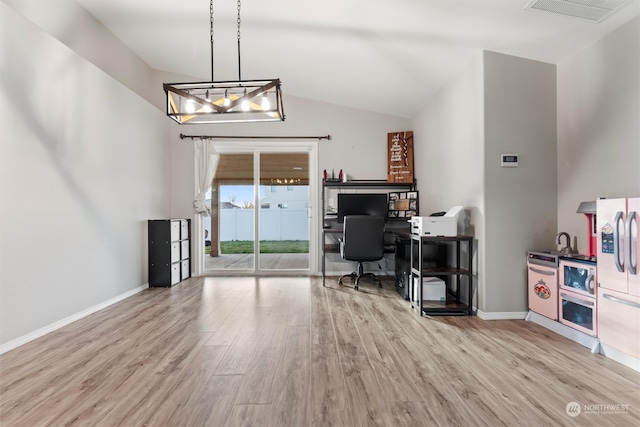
[76,0,639,118]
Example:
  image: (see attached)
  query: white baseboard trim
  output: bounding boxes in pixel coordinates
[525,311,601,353]
[476,310,528,320]
[0,284,148,355]
[599,343,640,373]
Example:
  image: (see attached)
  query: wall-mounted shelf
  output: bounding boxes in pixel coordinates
[322,179,416,188]
[321,180,416,221]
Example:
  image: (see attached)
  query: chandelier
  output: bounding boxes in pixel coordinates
[163,0,285,124]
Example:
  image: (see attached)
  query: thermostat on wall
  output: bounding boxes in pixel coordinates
[500,153,519,167]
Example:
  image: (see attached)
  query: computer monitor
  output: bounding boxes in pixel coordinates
[337,193,388,222]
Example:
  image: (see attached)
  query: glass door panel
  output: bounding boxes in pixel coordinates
[206,153,255,271]
[259,153,310,270]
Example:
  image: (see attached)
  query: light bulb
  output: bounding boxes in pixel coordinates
[223,90,231,107]
[185,100,195,114]
[241,89,250,111]
[261,93,270,110]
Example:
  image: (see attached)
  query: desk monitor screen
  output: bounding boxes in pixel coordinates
[337,193,388,222]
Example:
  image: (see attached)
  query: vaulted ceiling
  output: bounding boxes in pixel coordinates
[76,0,639,118]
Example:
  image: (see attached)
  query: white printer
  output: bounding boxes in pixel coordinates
[408,206,466,237]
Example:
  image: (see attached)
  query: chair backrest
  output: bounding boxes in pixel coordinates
[342,215,385,261]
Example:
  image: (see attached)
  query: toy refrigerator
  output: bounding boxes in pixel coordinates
[597,198,640,359]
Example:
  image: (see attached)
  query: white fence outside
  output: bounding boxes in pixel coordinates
[205,208,309,242]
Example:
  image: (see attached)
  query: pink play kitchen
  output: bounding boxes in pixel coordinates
[527,251,560,321]
[597,198,639,361]
[527,197,639,370]
[558,257,597,336]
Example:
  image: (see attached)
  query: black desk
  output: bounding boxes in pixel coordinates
[321,227,409,287]
[321,179,416,286]
[321,228,475,317]
[321,227,342,286]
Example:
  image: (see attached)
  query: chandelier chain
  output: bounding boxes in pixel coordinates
[214,0,219,42]
[237,0,242,81]
[210,0,214,81]
[237,0,241,41]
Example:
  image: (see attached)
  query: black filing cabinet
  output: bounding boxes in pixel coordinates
[148,219,191,287]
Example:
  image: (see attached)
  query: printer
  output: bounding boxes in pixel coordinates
[408,206,466,237]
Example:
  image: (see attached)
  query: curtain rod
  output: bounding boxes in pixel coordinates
[180,134,331,141]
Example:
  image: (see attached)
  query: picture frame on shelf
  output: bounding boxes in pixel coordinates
[388,191,418,219]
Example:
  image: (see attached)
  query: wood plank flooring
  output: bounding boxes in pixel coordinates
[1,276,639,426]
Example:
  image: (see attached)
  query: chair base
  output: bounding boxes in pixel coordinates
[338,262,381,291]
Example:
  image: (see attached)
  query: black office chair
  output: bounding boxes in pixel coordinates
[338,215,385,290]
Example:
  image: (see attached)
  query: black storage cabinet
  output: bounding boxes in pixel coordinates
[148,219,190,287]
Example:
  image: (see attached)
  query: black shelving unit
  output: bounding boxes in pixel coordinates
[321,179,416,220]
[321,180,416,286]
[148,219,191,287]
[410,234,474,316]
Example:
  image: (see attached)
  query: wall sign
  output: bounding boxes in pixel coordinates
[388,131,414,183]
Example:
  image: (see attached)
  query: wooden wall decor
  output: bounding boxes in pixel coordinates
[387,131,414,183]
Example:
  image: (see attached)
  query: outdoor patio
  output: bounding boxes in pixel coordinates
[205,253,309,271]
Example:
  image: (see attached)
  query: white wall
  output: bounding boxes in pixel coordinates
[411,55,485,311]
[0,3,170,347]
[557,17,640,253]
[410,28,637,317]
[1,0,158,109]
[483,51,557,314]
[409,51,557,316]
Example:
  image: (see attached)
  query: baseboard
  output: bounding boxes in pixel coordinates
[476,310,528,320]
[525,311,601,353]
[525,311,639,371]
[0,284,148,355]
[599,343,640,373]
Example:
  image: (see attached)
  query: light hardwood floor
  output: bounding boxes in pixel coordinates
[1,276,639,426]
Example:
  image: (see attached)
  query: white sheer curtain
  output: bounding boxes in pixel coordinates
[194,138,219,216]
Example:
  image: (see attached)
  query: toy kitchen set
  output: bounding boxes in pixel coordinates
[526,198,640,371]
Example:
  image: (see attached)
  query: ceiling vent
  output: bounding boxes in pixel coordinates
[525,0,630,22]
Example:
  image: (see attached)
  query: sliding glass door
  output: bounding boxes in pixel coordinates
[259,153,310,271]
[211,153,256,270]
[205,145,314,274]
